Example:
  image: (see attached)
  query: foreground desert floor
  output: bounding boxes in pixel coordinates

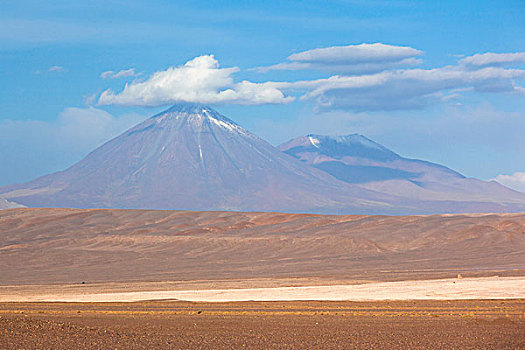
[1,208,524,285]
[1,300,524,349]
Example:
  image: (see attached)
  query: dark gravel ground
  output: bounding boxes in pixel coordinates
[1,300,524,349]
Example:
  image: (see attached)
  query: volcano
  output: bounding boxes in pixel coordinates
[0,104,398,213]
[1,104,524,214]
[279,134,525,209]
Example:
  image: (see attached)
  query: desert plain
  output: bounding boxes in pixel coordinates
[1,208,524,348]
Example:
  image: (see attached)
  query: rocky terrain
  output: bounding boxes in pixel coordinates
[1,300,523,349]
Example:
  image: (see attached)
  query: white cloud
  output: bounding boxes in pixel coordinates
[493,172,525,193]
[98,55,293,107]
[289,43,421,64]
[48,65,64,72]
[251,45,525,111]
[96,48,525,112]
[460,52,525,68]
[283,65,525,111]
[100,68,138,79]
[256,43,423,74]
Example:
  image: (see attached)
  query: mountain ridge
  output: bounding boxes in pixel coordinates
[1,103,524,214]
[0,104,402,213]
[279,133,523,203]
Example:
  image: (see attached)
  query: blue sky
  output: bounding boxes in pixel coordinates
[1,0,524,190]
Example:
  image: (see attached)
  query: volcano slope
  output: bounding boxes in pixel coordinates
[1,208,524,286]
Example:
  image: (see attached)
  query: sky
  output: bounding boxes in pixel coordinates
[0,0,524,191]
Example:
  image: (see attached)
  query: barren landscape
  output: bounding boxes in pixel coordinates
[2,208,524,348]
[1,300,524,349]
[1,208,524,286]
[2,1,524,348]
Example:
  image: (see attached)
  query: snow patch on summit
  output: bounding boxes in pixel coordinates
[309,136,321,149]
[208,115,238,132]
[203,110,249,136]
